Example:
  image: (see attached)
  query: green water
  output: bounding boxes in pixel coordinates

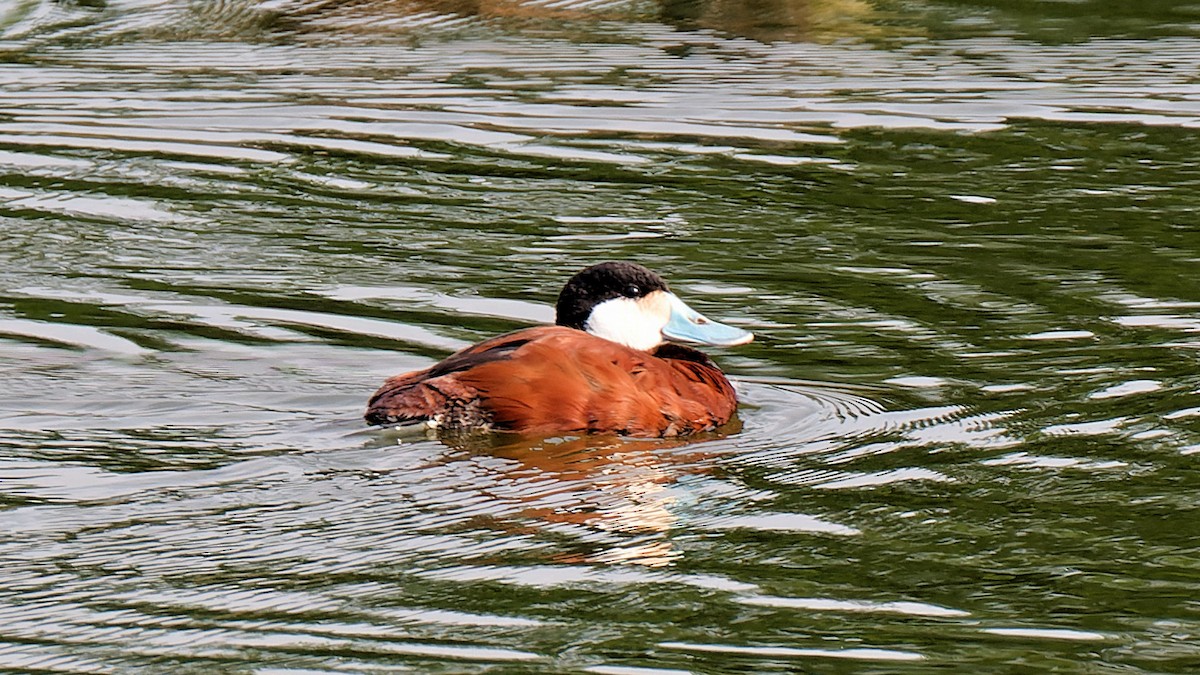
[1,0,1199,672]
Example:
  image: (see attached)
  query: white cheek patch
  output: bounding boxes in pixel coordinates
[584,296,666,351]
[640,290,672,324]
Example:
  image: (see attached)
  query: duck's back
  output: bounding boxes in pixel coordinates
[365,326,737,437]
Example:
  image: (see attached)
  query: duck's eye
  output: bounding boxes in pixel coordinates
[624,284,641,297]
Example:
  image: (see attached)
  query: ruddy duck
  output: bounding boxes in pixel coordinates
[365,261,752,437]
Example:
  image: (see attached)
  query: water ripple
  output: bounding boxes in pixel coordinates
[1,1,1198,672]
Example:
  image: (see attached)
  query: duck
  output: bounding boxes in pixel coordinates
[365,261,753,438]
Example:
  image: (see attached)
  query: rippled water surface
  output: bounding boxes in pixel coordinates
[2,0,1200,671]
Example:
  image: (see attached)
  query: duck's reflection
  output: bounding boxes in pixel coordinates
[271,0,883,42]
[446,425,737,567]
[660,0,879,42]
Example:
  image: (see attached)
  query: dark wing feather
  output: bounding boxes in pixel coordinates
[364,329,539,427]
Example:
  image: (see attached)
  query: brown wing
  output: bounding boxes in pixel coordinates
[364,327,543,427]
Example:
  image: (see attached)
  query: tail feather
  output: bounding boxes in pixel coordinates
[365,373,488,428]
[365,376,447,426]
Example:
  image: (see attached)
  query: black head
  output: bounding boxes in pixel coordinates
[555,261,670,330]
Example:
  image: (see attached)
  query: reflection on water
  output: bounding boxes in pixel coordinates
[661,0,881,42]
[2,0,1200,672]
[481,435,709,568]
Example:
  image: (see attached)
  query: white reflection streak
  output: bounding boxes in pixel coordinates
[739,595,969,618]
[980,452,1126,469]
[0,319,149,355]
[0,186,186,223]
[982,627,1107,641]
[1088,380,1163,400]
[658,641,924,662]
[141,303,471,351]
[1042,417,1131,436]
[420,564,758,594]
[812,467,952,490]
[585,666,695,675]
[699,512,860,536]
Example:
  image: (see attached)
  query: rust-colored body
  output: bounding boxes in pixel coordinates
[365,326,738,437]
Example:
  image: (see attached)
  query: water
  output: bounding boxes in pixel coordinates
[2,0,1199,671]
